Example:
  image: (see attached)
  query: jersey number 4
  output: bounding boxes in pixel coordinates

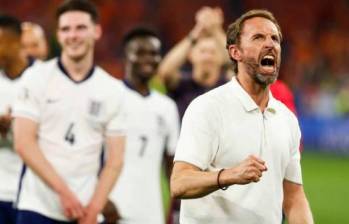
[65,123,75,145]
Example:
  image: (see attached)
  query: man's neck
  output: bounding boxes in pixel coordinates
[192,66,221,88]
[61,52,94,82]
[125,72,150,97]
[236,73,270,112]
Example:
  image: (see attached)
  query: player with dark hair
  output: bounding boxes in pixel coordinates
[55,0,99,23]
[13,1,126,223]
[171,9,313,224]
[106,26,179,224]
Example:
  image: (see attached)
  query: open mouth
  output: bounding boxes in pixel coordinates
[260,55,275,67]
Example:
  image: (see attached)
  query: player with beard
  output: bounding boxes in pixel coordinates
[171,9,313,224]
[13,1,126,223]
[105,27,179,224]
[0,14,38,224]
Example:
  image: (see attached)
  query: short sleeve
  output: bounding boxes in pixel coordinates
[284,117,303,184]
[105,84,127,137]
[174,96,219,170]
[165,100,180,156]
[13,66,41,122]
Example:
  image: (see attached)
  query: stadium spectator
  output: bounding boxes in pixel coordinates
[157,6,229,119]
[0,14,38,224]
[171,9,314,224]
[13,0,126,223]
[107,26,179,224]
[21,21,49,60]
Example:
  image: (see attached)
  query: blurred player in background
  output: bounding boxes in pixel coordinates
[107,26,179,224]
[0,14,38,224]
[157,6,229,119]
[13,0,126,223]
[171,9,313,224]
[21,21,49,60]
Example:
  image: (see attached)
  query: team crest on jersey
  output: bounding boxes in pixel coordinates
[88,100,102,117]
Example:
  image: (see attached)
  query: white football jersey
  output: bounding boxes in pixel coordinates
[13,58,126,221]
[109,83,179,224]
[0,60,39,202]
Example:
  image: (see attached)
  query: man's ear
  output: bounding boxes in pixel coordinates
[228,44,241,61]
[94,24,102,40]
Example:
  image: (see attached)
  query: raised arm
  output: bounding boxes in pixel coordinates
[157,23,204,89]
[14,117,85,220]
[283,180,314,224]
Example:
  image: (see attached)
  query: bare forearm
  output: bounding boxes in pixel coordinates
[171,169,220,199]
[16,141,67,194]
[285,196,314,224]
[283,181,314,224]
[171,156,267,199]
[88,162,123,212]
[157,37,191,84]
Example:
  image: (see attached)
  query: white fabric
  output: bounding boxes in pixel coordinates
[0,61,40,202]
[174,77,302,224]
[13,58,126,221]
[109,85,179,224]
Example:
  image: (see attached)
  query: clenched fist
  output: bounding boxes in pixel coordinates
[219,155,268,187]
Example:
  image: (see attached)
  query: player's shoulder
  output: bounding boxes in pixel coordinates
[151,90,177,106]
[23,58,56,76]
[191,82,231,108]
[20,58,58,86]
[92,67,125,94]
[94,67,124,87]
[272,96,298,124]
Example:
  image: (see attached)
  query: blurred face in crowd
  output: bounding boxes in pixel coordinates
[231,17,281,85]
[189,37,224,72]
[21,22,48,60]
[126,36,161,82]
[57,11,101,61]
[0,28,21,68]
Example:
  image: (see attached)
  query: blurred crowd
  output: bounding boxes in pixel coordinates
[1,0,349,118]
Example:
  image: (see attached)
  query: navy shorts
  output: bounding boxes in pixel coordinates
[16,210,77,224]
[0,201,17,224]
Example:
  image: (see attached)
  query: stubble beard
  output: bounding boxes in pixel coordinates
[242,56,279,88]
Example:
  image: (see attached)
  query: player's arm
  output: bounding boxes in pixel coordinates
[157,37,193,89]
[80,135,125,224]
[157,14,205,89]
[283,180,314,224]
[171,155,267,199]
[164,100,180,178]
[13,117,84,219]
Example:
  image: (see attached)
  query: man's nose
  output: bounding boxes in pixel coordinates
[264,36,276,48]
[67,29,79,39]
